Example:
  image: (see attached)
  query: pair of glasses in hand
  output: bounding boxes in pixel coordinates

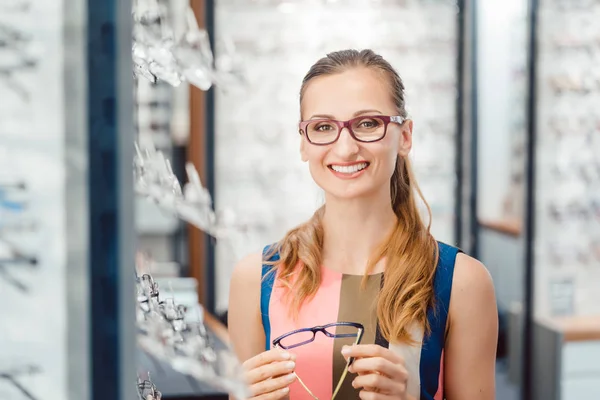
[272,322,364,400]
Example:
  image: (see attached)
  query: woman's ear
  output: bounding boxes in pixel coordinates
[397,119,413,157]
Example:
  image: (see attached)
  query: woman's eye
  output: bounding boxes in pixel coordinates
[359,119,379,128]
[316,124,334,131]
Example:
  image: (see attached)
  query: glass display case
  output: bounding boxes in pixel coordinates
[533,0,600,320]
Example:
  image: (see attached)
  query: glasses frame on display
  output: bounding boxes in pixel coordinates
[0,10,38,101]
[137,374,162,400]
[299,115,406,145]
[134,141,243,239]
[272,322,364,400]
[0,182,39,292]
[131,0,243,91]
[0,364,41,400]
[135,271,249,399]
[0,182,37,234]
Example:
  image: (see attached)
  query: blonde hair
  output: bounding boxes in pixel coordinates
[267,49,438,344]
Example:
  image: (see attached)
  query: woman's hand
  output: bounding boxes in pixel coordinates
[342,344,409,400]
[242,348,297,400]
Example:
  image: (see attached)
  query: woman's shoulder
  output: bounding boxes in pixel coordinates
[230,244,280,286]
[230,252,264,288]
[448,252,497,324]
[435,242,492,290]
[452,252,494,293]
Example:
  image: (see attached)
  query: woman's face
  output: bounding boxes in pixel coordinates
[300,67,412,201]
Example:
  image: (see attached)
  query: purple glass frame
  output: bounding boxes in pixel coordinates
[272,321,364,350]
[299,115,405,145]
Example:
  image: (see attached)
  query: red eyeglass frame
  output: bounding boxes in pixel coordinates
[298,115,406,145]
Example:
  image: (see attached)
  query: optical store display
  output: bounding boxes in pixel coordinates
[136,373,162,400]
[134,141,244,240]
[0,0,88,398]
[535,0,600,317]
[135,269,248,399]
[12,0,600,397]
[0,2,38,103]
[0,364,42,400]
[132,0,243,91]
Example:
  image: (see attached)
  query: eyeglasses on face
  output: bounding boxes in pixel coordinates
[299,115,405,145]
[272,322,365,400]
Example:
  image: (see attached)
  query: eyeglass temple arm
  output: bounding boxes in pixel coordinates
[272,344,319,399]
[332,328,364,400]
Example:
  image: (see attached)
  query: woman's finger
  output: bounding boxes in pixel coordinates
[349,356,407,381]
[243,349,295,371]
[251,386,291,400]
[245,360,296,384]
[342,344,403,364]
[249,372,297,397]
[352,372,404,395]
[358,390,396,400]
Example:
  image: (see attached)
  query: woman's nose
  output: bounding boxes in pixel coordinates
[332,127,359,156]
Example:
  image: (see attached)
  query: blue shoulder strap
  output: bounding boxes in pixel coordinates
[420,241,461,399]
[260,244,279,351]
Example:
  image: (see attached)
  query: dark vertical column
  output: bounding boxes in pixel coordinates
[454,0,465,247]
[522,0,540,398]
[455,0,479,255]
[87,0,136,399]
[468,0,479,258]
[462,0,479,257]
[204,0,217,315]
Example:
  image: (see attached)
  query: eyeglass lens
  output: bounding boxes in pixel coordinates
[306,117,386,144]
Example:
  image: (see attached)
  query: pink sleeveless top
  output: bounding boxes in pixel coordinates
[260,242,460,399]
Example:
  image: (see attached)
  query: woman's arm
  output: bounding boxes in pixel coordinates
[444,253,499,400]
[228,252,266,363]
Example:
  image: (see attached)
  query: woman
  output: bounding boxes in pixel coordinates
[228,49,498,400]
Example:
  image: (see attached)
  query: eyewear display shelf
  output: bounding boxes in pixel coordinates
[525,0,600,399]
[0,0,236,399]
[532,0,600,325]
[137,312,230,400]
[0,0,137,399]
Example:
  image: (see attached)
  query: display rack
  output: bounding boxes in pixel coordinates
[134,268,247,399]
[532,0,600,320]
[522,0,600,398]
[3,0,140,398]
[0,1,80,399]
[130,2,249,399]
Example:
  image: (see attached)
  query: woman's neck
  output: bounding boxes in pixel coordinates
[321,194,397,275]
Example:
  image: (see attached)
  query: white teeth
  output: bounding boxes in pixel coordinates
[330,162,368,174]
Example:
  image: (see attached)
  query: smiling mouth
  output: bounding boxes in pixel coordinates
[328,162,370,174]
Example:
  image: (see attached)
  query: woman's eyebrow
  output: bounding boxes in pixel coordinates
[307,109,383,120]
